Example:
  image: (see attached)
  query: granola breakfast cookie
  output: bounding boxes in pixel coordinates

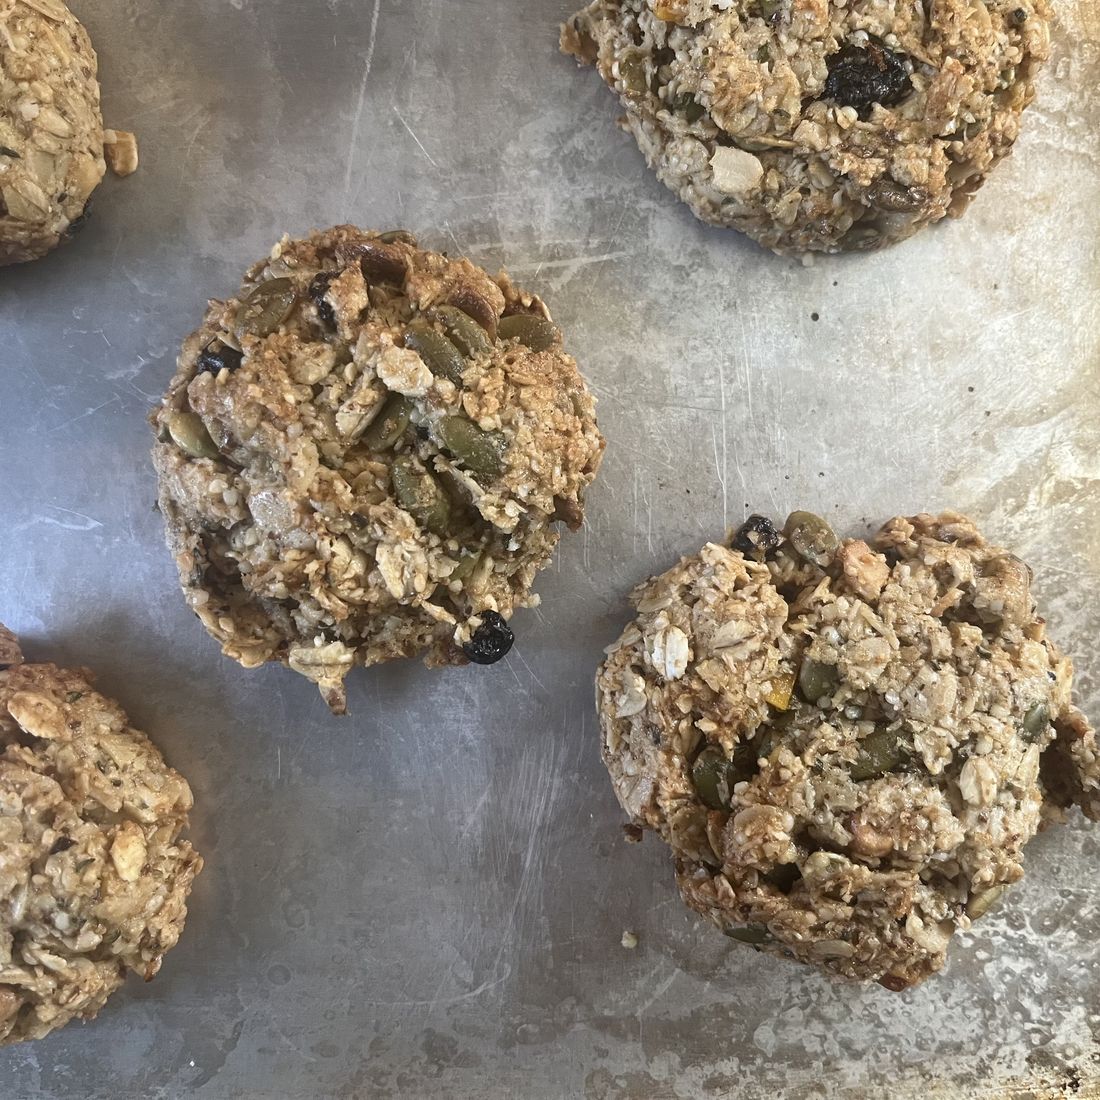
[151,226,605,714]
[596,511,1099,989]
[0,625,202,1044]
[561,0,1052,254]
[0,0,106,264]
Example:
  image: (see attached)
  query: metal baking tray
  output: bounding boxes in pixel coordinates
[1,1,1098,1096]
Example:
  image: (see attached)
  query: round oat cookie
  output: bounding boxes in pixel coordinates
[562,0,1052,255]
[151,226,605,714]
[0,625,202,1044]
[596,511,1099,989]
[0,0,106,265]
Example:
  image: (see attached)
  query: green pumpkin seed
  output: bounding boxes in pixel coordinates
[391,456,451,536]
[234,278,298,341]
[672,92,705,122]
[1022,702,1050,741]
[618,53,648,94]
[849,727,904,781]
[449,547,483,583]
[404,322,466,386]
[797,657,840,706]
[430,304,493,359]
[168,411,219,459]
[378,230,418,246]
[693,746,733,810]
[784,510,839,567]
[966,884,1006,920]
[362,394,412,451]
[723,923,770,944]
[497,314,560,352]
[692,744,757,811]
[436,417,507,478]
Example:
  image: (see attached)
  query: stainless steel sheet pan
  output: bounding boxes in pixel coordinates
[1,1,1099,1096]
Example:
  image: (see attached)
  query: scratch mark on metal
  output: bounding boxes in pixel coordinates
[393,106,439,168]
[342,0,382,199]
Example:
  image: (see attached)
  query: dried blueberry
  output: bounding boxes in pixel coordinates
[49,837,76,855]
[824,39,913,120]
[462,611,514,665]
[1011,6,1027,22]
[732,514,780,559]
[63,198,92,237]
[309,272,338,329]
[196,341,243,375]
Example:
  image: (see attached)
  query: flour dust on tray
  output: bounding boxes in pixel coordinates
[0,625,202,1044]
[596,512,1099,989]
[561,0,1052,255]
[151,226,605,713]
[0,0,137,264]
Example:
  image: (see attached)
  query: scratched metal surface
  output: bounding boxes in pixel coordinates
[0,1,1098,1097]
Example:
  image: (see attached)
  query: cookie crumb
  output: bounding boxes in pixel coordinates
[621,930,639,949]
[103,129,138,177]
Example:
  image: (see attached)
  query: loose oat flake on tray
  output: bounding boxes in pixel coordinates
[596,511,1099,989]
[0,625,201,1044]
[561,0,1053,255]
[151,226,605,714]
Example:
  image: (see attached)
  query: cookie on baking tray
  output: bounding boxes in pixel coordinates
[0,625,201,1044]
[562,0,1052,254]
[151,226,605,714]
[0,0,105,264]
[596,511,1098,989]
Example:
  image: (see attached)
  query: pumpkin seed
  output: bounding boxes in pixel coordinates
[447,286,499,339]
[797,657,840,705]
[723,923,770,944]
[967,884,1006,920]
[497,314,559,352]
[1022,702,1050,741]
[784,510,839,567]
[363,394,412,451]
[692,743,757,811]
[449,547,483,583]
[391,456,451,535]
[619,52,648,94]
[404,322,465,386]
[436,416,507,478]
[378,229,418,246]
[430,304,493,359]
[168,411,219,459]
[234,278,297,341]
[849,727,904,781]
[672,91,705,122]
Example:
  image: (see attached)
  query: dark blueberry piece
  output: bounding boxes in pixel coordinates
[1011,6,1027,22]
[462,611,514,665]
[309,271,338,328]
[196,341,243,375]
[50,837,76,855]
[732,514,781,558]
[0,146,20,158]
[824,39,913,120]
[64,198,92,236]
